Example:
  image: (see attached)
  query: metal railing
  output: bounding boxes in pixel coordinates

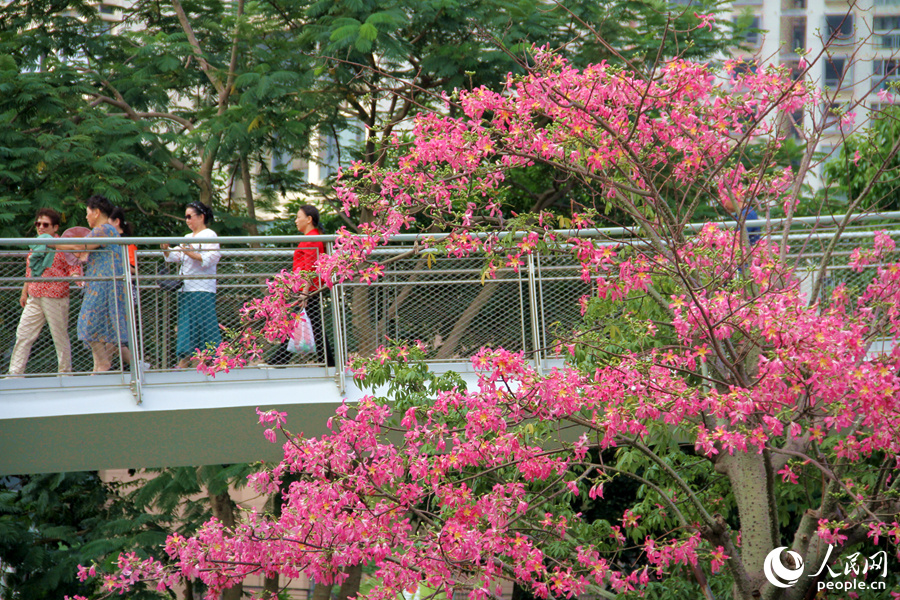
[1,212,898,402]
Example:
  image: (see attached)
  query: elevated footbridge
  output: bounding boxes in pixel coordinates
[1,213,897,475]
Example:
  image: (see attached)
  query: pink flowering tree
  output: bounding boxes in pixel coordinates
[85,41,900,600]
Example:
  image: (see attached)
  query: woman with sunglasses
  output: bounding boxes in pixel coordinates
[161,202,221,369]
[7,208,82,375]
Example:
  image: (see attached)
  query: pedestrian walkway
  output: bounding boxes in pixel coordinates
[1,214,897,475]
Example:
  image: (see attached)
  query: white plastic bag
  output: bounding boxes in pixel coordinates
[287,310,316,354]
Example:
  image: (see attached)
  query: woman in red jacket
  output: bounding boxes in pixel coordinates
[292,205,335,367]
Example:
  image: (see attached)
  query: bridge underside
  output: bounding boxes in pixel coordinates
[1,368,363,475]
[0,362,502,475]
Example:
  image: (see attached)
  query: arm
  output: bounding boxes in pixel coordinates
[20,281,28,307]
[48,241,103,251]
[190,230,220,268]
[161,243,184,263]
[66,260,84,278]
[48,225,109,251]
[292,240,323,308]
[196,241,220,269]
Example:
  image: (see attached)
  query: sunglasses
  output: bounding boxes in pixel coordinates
[185,214,196,220]
[35,221,54,228]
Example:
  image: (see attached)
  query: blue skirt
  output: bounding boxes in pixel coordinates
[176,292,221,358]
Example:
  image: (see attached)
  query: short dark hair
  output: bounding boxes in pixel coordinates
[186,201,214,225]
[109,206,133,236]
[299,204,320,228]
[35,208,61,227]
[85,194,114,217]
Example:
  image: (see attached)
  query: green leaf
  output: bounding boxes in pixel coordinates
[358,22,378,42]
[329,22,360,43]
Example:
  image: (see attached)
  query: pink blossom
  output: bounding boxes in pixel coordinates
[694,12,716,31]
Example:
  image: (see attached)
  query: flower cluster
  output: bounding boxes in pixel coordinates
[86,49,900,600]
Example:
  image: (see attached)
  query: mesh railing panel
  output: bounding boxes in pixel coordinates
[1,223,898,381]
[340,254,530,361]
[1,248,133,375]
[534,253,594,358]
[134,247,333,370]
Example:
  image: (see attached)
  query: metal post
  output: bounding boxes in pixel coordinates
[526,254,543,375]
[132,251,147,373]
[327,242,346,393]
[535,252,549,367]
[122,248,143,404]
[517,269,527,357]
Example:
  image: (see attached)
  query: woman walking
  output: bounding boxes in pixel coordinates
[64,195,129,372]
[292,205,334,367]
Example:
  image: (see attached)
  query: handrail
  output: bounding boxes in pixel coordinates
[0,210,898,247]
[1,218,897,402]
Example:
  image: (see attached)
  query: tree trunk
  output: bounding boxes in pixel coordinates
[240,157,260,240]
[335,565,363,600]
[198,146,219,207]
[184,576,195,600]
[208,490,244,600]
[262,575,279,599]
[720,450,779,600]
[261,491,281,598]
[311,581,332,600]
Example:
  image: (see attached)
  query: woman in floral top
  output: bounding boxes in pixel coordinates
[7,208,82,375]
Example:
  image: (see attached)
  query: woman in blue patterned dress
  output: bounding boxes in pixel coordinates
[58,195,129,372]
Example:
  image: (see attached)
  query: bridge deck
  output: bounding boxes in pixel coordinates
[1,216,896,474]
[0,363,493,475]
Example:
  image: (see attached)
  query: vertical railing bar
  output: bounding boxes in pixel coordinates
[338,283,348,392]
[535,252,549,368]
[517,263,527,357]
[327,241,346,392]
[526,254,543,375]
[121,246,142,403]
[133,250,148,373]
[108,252,126,378]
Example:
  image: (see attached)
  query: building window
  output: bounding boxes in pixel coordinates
[874,16,900,47]
[787,18,806,51]
[98,3,116,14]
[271,148,293,170]
[873,16,900,31]
[825,15,854,41]
[823,103,842,132]
[320,123,364,180]
[874,59,900,90]
[734,15,761,46]
[824,57,847,88]
[881,34,900,49]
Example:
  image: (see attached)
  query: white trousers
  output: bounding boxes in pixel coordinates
[9,296,71,374]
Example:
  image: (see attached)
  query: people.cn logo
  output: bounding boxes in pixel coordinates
[764,547,805,588]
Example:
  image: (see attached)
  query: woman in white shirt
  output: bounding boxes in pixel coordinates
[162,202,221,368]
